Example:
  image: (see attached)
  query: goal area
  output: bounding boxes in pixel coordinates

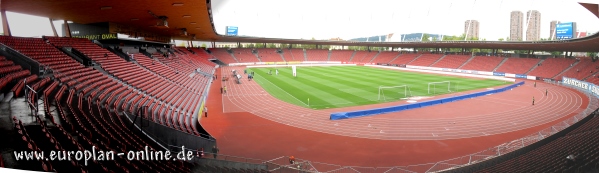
[378,85,413,101]
[428,81,456,95]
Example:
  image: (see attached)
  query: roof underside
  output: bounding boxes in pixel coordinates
[2,0,599,52]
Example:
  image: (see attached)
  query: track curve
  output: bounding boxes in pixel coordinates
[221,66,588,140]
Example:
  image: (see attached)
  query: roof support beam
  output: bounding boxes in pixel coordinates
[1,10,12,36]
[49,18,58,37]
[63,20,71,37]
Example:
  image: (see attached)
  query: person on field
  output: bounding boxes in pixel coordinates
[545,89,548,96]
[534,82,536,87]
[204,106,208,117]
[220,87,223,94]
[223,86,227,94]
[276,69,279,75]
[532,96,535,105]
[289,156,295,164]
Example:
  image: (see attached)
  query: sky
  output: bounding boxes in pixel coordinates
[0,0,598,42]
[212,0,599,41]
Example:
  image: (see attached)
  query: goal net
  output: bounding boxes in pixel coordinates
[378,85,412,101]
[428,81,452,95]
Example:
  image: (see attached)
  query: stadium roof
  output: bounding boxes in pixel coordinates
[2,1,599,52]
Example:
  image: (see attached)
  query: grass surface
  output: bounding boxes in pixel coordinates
[248,66,510,109]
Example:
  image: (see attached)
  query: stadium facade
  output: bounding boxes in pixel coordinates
[349,33,449,42]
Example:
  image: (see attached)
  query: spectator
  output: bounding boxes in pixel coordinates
[566,153,577,166]
[211,146,219,159]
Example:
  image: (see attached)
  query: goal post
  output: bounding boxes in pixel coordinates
[378,85,412,101]
[428,81,452,95]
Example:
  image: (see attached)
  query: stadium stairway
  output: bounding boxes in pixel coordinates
[406,54,423,64]
[429,55,447,67]
[303,49,308,61]
[457,55,476,69]
[492,57,508,72]
[386,53,402,64]
[347,51,359,62]
[349,51,357,62]
[554,59,599,81]
[253,51,262,62]
[553,61,579,79]
[327,50,332,61]
[366,51,381,63]
[229,51,240,63]
[524,59,545,75]
[279,51,286,62]
[584,71,599,81]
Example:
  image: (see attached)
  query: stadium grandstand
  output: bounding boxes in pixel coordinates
[0,0,599,173]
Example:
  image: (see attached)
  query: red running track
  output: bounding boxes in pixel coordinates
[201,66,589,168]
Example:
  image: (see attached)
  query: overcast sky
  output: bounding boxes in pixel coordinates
[212,0,599,41]
[0,0,597,42]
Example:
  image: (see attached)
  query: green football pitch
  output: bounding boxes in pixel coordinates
[247,66,510,109]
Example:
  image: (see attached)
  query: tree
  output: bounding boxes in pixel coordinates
[587,52,597,58]
[201,43,207,48]
[551,51,563,57]
[421,34,430,42]
[267,43,277,48]
[498,38,504,41]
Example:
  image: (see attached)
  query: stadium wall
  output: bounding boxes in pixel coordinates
[330,81,525,120]
[125,113,216,152]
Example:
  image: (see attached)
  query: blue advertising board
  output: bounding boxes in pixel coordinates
[493,72,505,76]
[556,22,574,40]
[226,26,238,36]
[515,74,527,78]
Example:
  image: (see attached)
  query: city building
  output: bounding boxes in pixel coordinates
[525,10,541,41]
[464,20,480,40]
[550,20,560,40]
[510,11,524,41]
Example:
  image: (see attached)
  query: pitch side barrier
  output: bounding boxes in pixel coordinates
[367,65,516,82]
[229,61,361,66]
[562,77,599,97]
[245,63,357,68]
[330,81,525,120]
